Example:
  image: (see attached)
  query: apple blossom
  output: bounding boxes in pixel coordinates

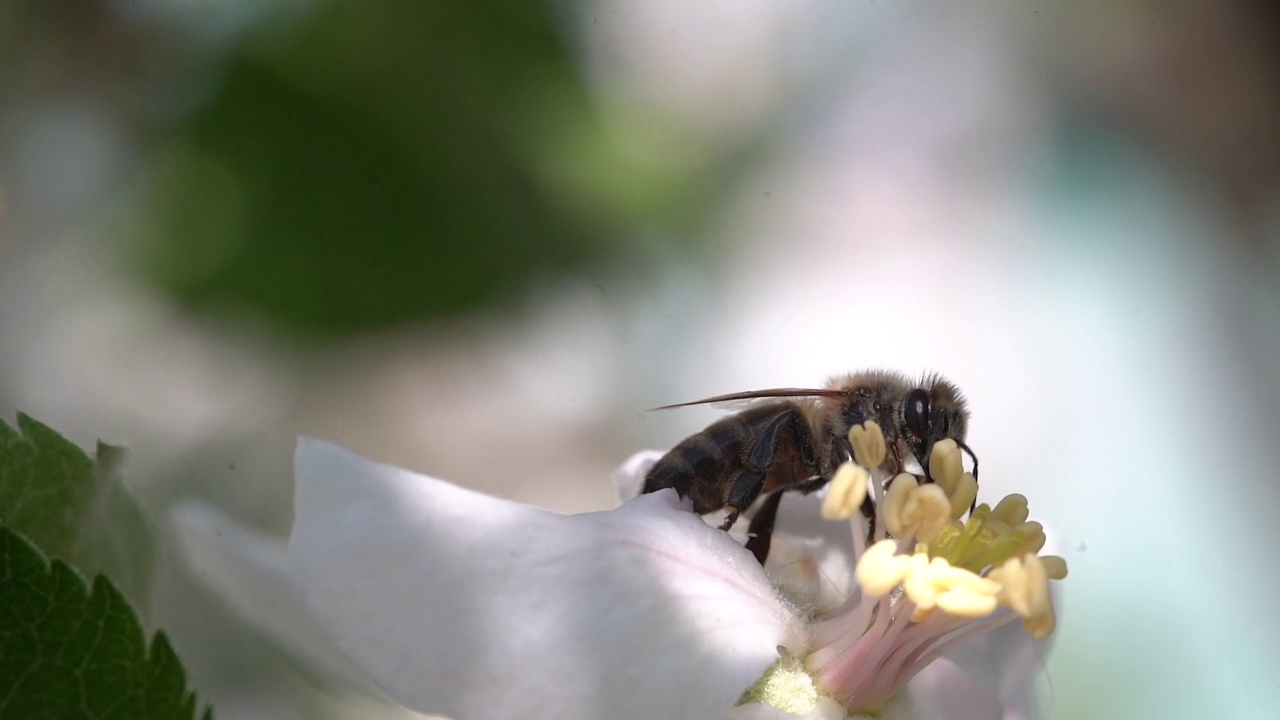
[285,423,1064,720]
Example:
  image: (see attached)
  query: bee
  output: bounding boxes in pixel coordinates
[642,371,978,564]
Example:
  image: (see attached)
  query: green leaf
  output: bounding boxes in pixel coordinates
[0,414,154,614]
[0,526,210,720]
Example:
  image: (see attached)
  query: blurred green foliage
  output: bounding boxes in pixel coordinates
[0,415,153,616]
[0,527,208,720]
[127,1,714,336]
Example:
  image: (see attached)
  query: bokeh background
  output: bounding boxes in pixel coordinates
[2,2,1279,719]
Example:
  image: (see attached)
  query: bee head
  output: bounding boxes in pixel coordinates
[902,376,971,476]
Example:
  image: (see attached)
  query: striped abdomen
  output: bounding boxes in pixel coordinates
[642,402,818,514]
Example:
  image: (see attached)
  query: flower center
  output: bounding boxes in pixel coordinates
[757,422,1068,714]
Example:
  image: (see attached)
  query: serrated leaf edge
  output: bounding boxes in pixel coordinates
[0,525,211,720]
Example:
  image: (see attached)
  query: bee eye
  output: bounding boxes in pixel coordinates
[904,389,931,436]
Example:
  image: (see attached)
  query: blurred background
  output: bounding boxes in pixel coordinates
[2,1,1278,718]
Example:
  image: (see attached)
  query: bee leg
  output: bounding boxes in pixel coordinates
[860,492,876,542]
[718,509,741,531]
[722,408,809,524]
[956,440,980,514]
[745,491,784,565]
[889,443,906,478]
[722,468,766,530]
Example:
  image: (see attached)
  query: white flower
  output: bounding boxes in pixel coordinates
[285,426,1064,720]
[288,438,803,720]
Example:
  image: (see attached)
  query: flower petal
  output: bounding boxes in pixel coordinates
[612,450,858,612]
[289,439,804,720]
[611,448,663,503]
[766,492,859,611]
[900,657,1000,720]
[940,530,1063,719]
[171,500,382,690]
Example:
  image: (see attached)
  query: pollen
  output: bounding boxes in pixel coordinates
[988,554,1057,639]
[882,473,951,543]
[848,421,886,469]
[738,650,821,714]
[859,543,1001,619]
[854,539,912,596]
[929,439,963,494]
[948,472,978,520]
[926,498,1058,577]
[821,461,869,521]
[806,439,1069,714]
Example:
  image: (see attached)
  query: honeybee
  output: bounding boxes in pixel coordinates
[642,370,978,564]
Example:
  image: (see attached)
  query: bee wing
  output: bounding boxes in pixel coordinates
[648,387,846,412]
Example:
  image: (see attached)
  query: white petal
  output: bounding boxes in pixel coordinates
[765,492,859,611]
[171,501,444,719]
[612,451,859,613]
[170,499,378,689]
[900,657,1000,720]
[937,528,1062,718]
[939,606,1055,718]
[288,439,804,720]
[611,448,664,503]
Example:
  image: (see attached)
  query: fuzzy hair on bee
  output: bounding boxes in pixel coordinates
[642,370,977,565]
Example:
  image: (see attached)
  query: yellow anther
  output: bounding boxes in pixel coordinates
[989,554,1055,638]
[927,557,1001,596]
[1021,603,1056,639]
[1040,555,1069,580]
[929,439,963,494]
[885,468,916,535]
[936,588,1000,618]
[849,422,887,469]
[991,494,1030,525]
[903,484,952,543]
[902,551,937,608]
[903,553,1000,618]
[948,472,978,520]
[882,473,917,537]
[1014,521,1046,555]
[821,461,869,520]
[855,539,911,597]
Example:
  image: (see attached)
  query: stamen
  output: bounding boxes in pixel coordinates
[882,474,950,543]
[793,430,1069,716]
[988,554,1056,639]
[901,553,1000,618]
[948,472,978,520]
[881,473,916,537]
[991,493,1029,525]
[849,421,886,469]
[928,439,963,495]
[1040,555,1069,580]
[821,461,869,521]
[1014,521,1047,555]
[854,539,911,597]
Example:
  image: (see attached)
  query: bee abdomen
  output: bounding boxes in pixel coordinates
[642,415,752,513]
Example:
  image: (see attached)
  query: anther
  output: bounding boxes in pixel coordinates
[989,554,1056,639]
[848,422,887,469]
[883,474,950,542]
[855,539,911,596]
[948,472,978,520]
[1013,521,1046,555]
[991,494,1029,525]
[821,461,869,521]
[1040,555,1069,580]
[929,439,963,494]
